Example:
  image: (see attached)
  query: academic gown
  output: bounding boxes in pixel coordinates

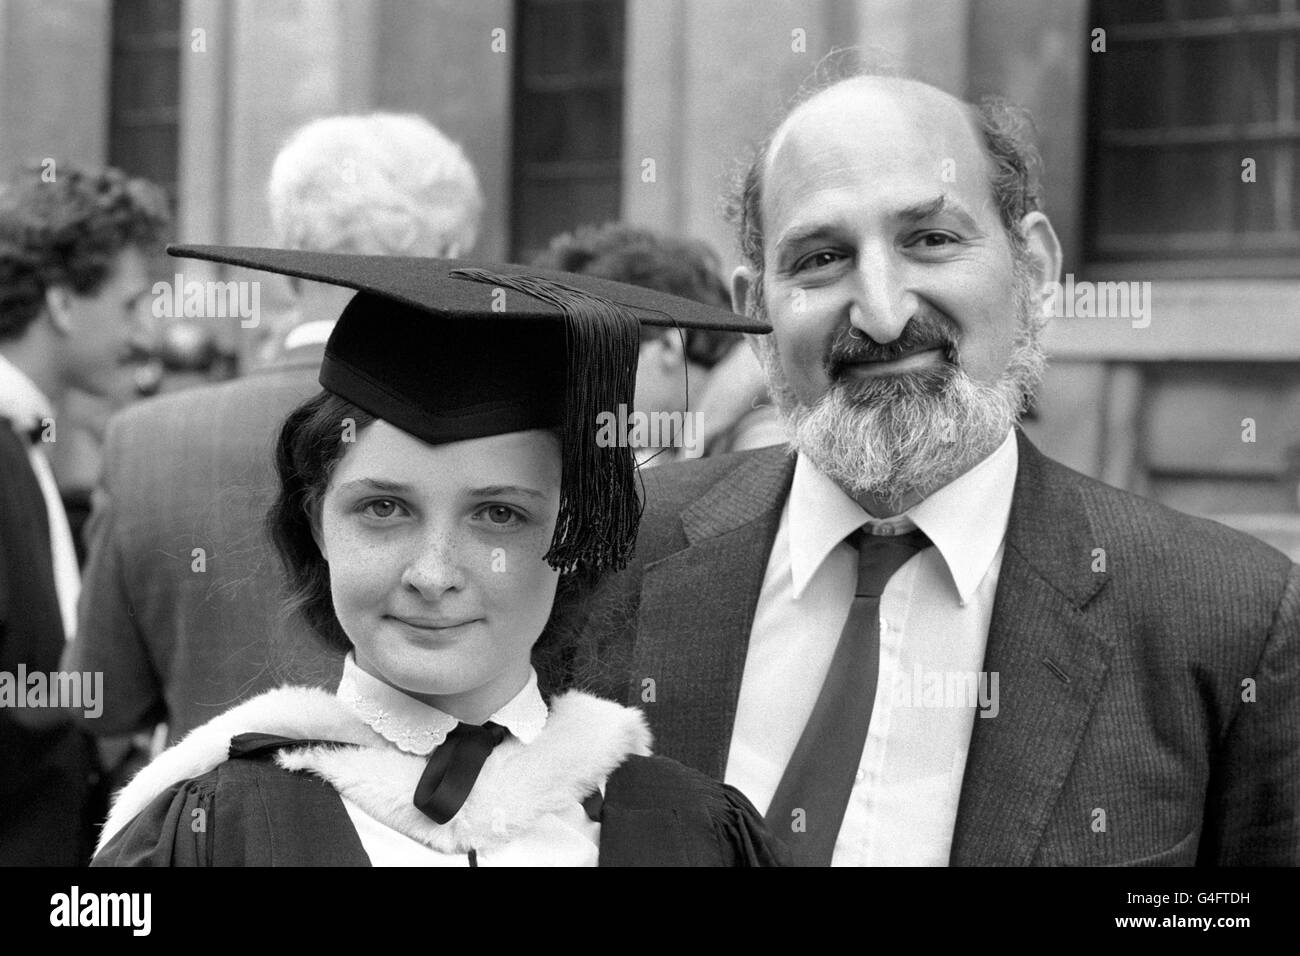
[91,684,785,867]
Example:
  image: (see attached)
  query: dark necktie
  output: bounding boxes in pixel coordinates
[764,527,933,866]
[413,721,509,824]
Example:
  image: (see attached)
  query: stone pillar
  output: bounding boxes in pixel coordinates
[623,0,851,268]
[176,0,381,359]
[968,0,1090,273]
[0,0,111,176]
[374,0,513,261]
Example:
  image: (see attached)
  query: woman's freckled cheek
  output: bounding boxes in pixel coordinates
[323,516,404,591]
[483,527,555,590]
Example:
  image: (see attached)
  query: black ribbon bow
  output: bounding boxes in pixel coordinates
[413,721,509,824]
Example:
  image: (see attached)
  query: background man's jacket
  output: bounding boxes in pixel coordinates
[63,349,342,743]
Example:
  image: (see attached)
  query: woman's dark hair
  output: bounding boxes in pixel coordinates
[269,390,376,652]
[268,389,598,690]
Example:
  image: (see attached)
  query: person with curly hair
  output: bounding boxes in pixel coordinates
[0,162,169,865]
[530,223,782,466]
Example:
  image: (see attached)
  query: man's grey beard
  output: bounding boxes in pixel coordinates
[755,258,1046,508]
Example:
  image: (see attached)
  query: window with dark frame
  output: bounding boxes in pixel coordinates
[108,0,181,205]
[511,0,626,262]
[1086,0,1298,277]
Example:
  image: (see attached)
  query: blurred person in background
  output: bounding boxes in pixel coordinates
[254,112,482,366]
[0,163,169,864]
[63,114,484,773]
[530,223,781,466]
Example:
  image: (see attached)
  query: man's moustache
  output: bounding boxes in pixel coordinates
[827,334,958,376]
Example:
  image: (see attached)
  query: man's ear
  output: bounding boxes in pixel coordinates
[731,265,757,317]
[43,286,74,335]
[1019,211,1063,292]
[657,331,686,369]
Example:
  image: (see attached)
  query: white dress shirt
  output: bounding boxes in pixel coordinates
[0,352,80,640]
[724,430,1018,866]
[335,655,600,866]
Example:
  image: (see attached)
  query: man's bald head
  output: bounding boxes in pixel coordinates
[766,76,979,173]
[729,73,1043,291]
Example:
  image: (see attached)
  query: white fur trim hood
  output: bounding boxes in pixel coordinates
[97,686,653,855]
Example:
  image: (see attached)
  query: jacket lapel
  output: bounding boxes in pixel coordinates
[630,448,794,779]
[950,432,1116,865]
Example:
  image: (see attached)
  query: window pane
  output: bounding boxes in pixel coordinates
[1086,0,1300,268]
[1290,145,1299,234]
[108,0,181,196]
[1162,145,1236,233]
[1094,148,1162,236]
[109,125,179,194]
[1174,37,1239,127]
[1179,0,1236,20]
[1238,145,1278,230]
[513,179,621,260]
[1096,41,1166,129]
[1241,34,1280,124]
[519,0,624,76]
[111,50,180,113]
[515,88,623,163]
[1096,0,1167,25]
[512,0,625,259]
[114,0,180,36]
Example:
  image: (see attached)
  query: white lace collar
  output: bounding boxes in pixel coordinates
[336,654,548,755]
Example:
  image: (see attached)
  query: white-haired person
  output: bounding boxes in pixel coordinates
[63,113,484,763]
[257,111,483,365]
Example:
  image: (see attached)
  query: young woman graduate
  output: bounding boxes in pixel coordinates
[91,245,785,867]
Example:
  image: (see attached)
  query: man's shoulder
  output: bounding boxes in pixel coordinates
[1026,441,1294,578]
[640,444,793,513]
[105,367,320,453]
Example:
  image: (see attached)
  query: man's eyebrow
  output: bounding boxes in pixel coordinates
[772,222,845,254]
[897,195,979,229]
[773,196,982,255]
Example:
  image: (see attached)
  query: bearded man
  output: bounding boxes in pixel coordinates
[561,73,1300,866]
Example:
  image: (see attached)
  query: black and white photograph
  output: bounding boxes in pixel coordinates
[0,0,1295,932]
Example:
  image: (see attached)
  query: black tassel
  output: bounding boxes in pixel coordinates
[448,268,643,576]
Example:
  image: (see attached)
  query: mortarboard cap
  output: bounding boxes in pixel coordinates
[167,244,769,576]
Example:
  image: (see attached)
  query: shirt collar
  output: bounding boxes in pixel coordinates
[907,429,1018,604]
[0,352,53,433]
[336,653,549,755]
[280,318,336,353]
[788,429,1018,605]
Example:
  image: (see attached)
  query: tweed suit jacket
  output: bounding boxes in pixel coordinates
[62,349,344,742]
[562,430,1300,866]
